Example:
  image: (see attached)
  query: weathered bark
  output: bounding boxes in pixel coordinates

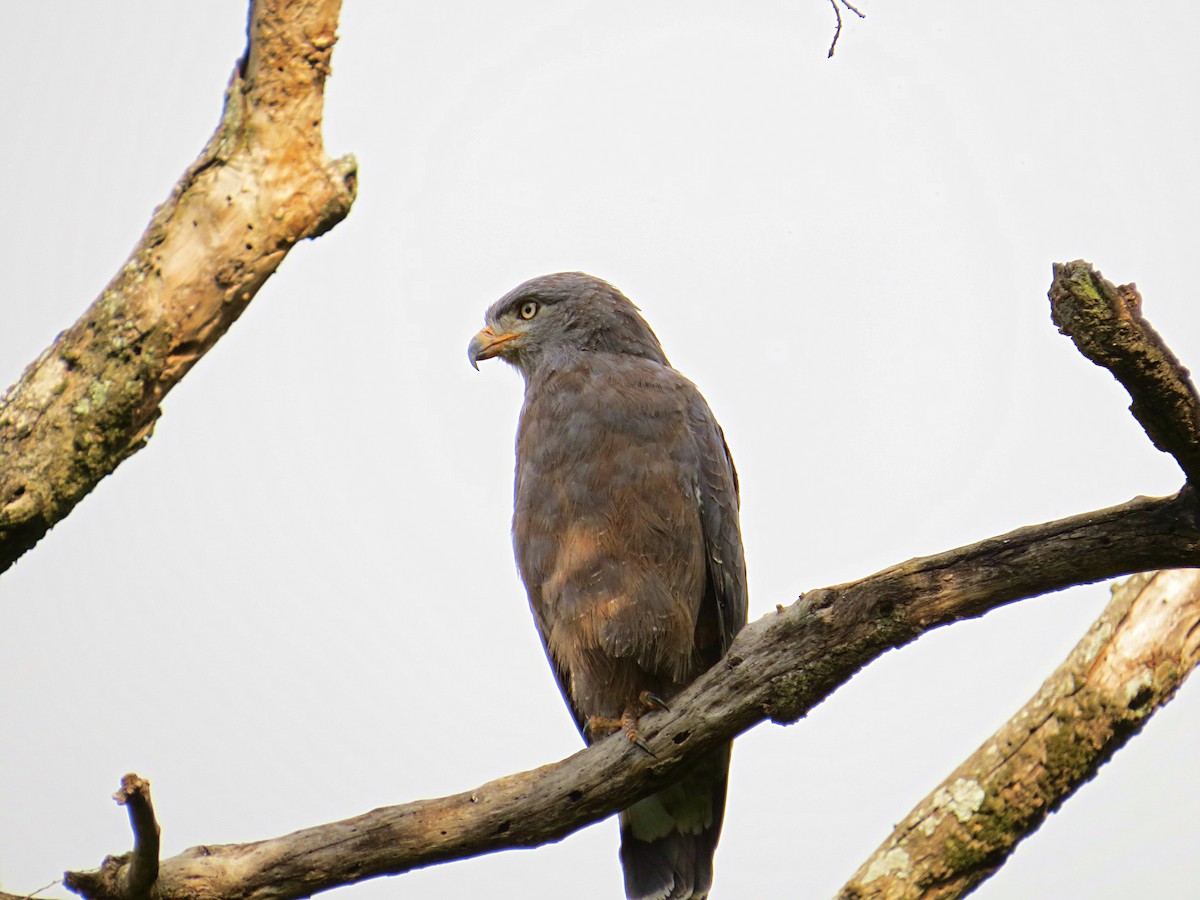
[838,569,1200,899]
[0,0,356,575]
[59,489,1200,900]
[1050,260,1200,485]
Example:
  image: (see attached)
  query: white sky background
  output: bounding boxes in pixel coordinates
[2,2,1198,897]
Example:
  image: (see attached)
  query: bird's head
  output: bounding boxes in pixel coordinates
[468,272,669,379]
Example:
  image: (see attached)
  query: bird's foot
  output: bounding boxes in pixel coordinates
[585,695,667,757]
[620,708,656,758]
[584,714,622,740]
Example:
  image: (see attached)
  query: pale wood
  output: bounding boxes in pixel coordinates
[0,0,356,574]
[838,569,1200,899]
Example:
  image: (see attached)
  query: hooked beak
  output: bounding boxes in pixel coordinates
[468,326,519,370]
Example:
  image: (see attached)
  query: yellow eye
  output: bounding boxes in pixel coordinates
[519,301,539,320]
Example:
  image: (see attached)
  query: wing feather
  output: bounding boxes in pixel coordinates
[687,395,748,661]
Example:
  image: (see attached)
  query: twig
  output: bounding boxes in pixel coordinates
[839,569,1200,899]
[828,0,866,58]
[0,881,63,900]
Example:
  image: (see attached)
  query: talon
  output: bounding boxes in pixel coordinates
[639,690,670,713]
[629,733,656,756]
[621,708,656,758]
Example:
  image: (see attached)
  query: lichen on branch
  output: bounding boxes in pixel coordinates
[1049,260,1200,484]
[838,570,1200,899]
[0,0,356,575]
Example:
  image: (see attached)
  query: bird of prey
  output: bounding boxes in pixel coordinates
[468,272,747,899]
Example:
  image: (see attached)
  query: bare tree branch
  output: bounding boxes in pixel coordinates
[838,569,1200,899]
[61,489,1200,899]
[1050,260,1200,485]
[0,0,356,576]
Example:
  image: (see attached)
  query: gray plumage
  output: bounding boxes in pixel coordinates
[469,272,747,899]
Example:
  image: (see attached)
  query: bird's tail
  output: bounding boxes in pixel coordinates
[618,745,731,900]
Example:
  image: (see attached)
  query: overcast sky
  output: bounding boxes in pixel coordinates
[2,2,1199,898]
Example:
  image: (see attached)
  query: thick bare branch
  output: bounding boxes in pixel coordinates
[63,490,1200,900]
[838,569,1200,899]
[0,0,356,575]
[1050,260,1200,484]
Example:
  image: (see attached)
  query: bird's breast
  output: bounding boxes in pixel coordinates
[512,360,706,681]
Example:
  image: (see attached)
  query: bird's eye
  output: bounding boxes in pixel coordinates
[519,301,539,320]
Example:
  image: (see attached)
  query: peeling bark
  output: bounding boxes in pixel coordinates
[0,0,356,574]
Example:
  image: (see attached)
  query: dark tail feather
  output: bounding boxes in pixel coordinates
[620,822,711,900]
[619,746,730,900]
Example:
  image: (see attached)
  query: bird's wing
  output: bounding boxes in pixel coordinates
[687,392,748,660]
[620,385,744,900]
